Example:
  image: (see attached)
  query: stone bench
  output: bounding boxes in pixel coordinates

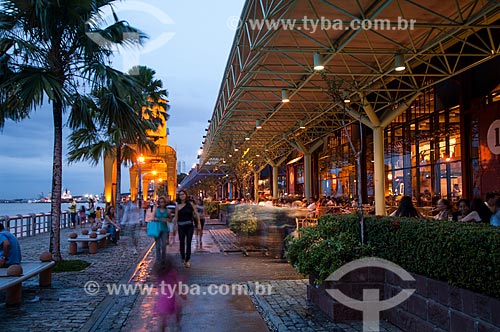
[0,261,56,306]
[67,233,109,254]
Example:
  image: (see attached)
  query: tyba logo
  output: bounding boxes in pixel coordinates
[85,1,175,75]
[326,257,415,332]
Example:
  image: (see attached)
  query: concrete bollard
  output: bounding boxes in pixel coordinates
[69,242,77,255]
[89,242,98,254]
[6,284,22,306]
[39,268,53,287]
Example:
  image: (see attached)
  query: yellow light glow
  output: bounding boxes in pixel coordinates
[152,170,157,175]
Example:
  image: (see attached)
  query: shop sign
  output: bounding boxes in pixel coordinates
[487,119,500,155]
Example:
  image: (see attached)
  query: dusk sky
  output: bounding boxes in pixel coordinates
[0,0,246,199]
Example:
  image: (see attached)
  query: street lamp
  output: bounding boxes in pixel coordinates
[137,155,145,209]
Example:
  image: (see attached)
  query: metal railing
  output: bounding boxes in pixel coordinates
[0,211,72,239]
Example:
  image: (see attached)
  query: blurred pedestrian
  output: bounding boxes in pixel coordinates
[153,256,183,332]
[194,198,205,248]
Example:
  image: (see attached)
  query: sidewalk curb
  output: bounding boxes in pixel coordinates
[248,282,287,332]
[79,241,155,332]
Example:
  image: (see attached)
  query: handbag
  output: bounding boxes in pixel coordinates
[146,221,162,237]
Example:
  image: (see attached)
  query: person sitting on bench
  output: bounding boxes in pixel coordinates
[0,223,22,268]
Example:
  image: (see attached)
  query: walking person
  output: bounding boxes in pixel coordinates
[88,198,96,228]
[167,202,176,246]
[154,196,171,260]
[69,198,77,228]
[142,199,148,222]
[149,197,155,213]
[173,190,201,268]
[194,198,205,248]
[153,256,184,332]
[122,199,141,255]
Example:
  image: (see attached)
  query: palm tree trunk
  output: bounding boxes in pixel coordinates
[49,100,63,261]
[115,145,122,223]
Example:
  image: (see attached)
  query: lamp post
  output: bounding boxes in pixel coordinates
[137,155,145,210]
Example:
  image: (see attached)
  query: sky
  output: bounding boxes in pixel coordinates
[0,0,246,199]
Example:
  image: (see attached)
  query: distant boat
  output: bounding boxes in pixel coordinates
[61,189,73,203]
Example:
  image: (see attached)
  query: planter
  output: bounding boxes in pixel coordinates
[266,225,286,259]
[238,234,254,247]
[308,270,500,332]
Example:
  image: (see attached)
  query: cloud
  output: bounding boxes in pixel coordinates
[0,0,246,198]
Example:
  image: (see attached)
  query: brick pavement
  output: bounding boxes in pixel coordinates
[2,219,404,332]
[250,280,403,332]
[0,222,155,332]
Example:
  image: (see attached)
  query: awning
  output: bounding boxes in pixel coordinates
[200,0,500,166]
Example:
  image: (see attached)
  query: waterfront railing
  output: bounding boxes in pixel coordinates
[0,211,72,238]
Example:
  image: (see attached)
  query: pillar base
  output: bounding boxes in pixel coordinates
[6,284,22,306]
[39,268,53,287]
[69,242,77,255]
[89,242,98,254]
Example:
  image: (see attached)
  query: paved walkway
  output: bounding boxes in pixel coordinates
[1,218,401,332]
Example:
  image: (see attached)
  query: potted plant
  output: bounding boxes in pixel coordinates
[205,201,220,219]
[228,205,258,246]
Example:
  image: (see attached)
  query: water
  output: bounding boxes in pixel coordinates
[0,202,105,217]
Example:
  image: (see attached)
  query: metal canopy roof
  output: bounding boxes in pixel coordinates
[200,0,500,167]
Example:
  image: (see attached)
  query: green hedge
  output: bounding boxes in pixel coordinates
[288,214,500,298]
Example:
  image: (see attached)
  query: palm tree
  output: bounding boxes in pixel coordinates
[0,0,146,260]
[68,66,169,222]
[126,65,169,209]
[129,65,169,116]
[67,69,160,224]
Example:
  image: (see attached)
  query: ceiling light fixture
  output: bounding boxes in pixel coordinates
[343,91,351,103]
[281,89,290,103]
[394,53,406,72]
[313,53,325,71]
